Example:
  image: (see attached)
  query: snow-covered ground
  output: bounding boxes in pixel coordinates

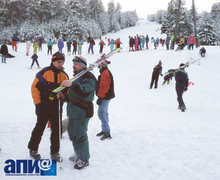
[1,20,220,180]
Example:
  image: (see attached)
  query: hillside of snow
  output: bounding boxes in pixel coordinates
[0,20,220,180]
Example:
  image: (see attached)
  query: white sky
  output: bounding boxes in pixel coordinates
[102,0,219,18]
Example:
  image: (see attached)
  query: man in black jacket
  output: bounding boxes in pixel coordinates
[0,43,8,63]
[150,61,163,89]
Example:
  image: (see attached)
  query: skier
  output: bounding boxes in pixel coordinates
[38,37,44,51]
[96,60,115,140]
[30,52,41,69]
[110,39,115,52]
[26,40,31,56]
[141,35,145,49]
[72,40,77,55]
[145,35,149,49]
[59,56,96,170]
[189,35,196,50]
[170,34,175,50]
[27,52,69,161]
[47,39,53,55]
[77,39,83,55]
[12,35,19,51]
[151,37,157,49]
[199,47,206,57]
[165,34,170,50]
[98,39,105,54]
[129,36,135,51]
[33,39,39,53]
[58,39,64,53]
[150,60,163,89]
[173,63,189,112]
[162,69,176,85]
[134,36,138,50]
[0,42,8,63]
[88,38,95,54]
[67,40,72,54]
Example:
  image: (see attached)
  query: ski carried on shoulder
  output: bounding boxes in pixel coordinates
[49,47,122,101]
[164,58,201,76]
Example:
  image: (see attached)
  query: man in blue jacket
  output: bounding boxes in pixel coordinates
[173,63,189,112]
[59,56,97,170]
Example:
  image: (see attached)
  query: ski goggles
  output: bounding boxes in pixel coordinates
[73,56,87,66]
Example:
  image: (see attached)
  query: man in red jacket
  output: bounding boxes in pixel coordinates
[96,60,115,140]
[189,35,196,50]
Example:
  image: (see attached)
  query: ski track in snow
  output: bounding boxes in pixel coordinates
[0,20,220,180]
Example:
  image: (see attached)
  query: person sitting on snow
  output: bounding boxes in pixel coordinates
[199,47,206,57]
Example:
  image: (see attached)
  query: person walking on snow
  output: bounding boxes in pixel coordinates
[145,35,149,49]
[27,52,69,162]
[26,40,31,56]
[59,56,97,170]
[0,42,8,63]
[99,40,105,54]
[58,39,64,53]
[33,39,39,53]
[88,38,95,54]
[188,35,196,50]
[77,39,83,55]
[165,34,170,50]
[150,60,163,89]
[110,39,115,52]
[173,63,189,112]
[12,35,19,51]
[96,60,115,140]
[30,52,41,69]
[141,35,146,49]
[47,39,53,55]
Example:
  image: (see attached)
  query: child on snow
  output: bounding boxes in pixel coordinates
[30,52,41,69]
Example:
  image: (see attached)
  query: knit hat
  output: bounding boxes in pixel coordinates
[72,56,87,68]
[179,63,185,69]
[52,52,65,62]
[100,60,111,67]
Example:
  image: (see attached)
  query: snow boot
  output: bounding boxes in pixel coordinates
[180,104,186,112]
[51,153,63,163]
[100,134,112,140]
[29,150,41,160]
[96,131,104,136]
[74,159,89,170]
[69,154,79,162]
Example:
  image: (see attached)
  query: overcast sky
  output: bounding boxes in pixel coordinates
[102,0,219,18]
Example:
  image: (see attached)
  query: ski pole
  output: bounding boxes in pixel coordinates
[58,98,63,169]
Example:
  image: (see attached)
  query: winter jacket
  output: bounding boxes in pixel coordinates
[180,38,185,44]
[12,36,19,41]
[0,44,8,55]
[188,36,196,45]
[145,36,149,43]
[67,70,97,119]
[26,41,31,48]
[96,67,115,100]
[141,37,146,44]
[31,54,38,60]
[99,40,105,45]
[129,38,135,47]
[90,39,95,45]
[173,69,189,88]
[33,41,39,48]
[58,39,64,48]
[31,63,69,116]
[47,41,53,47]
[153,64,163,76]
[165,36,170,45]
[171,35,174,41]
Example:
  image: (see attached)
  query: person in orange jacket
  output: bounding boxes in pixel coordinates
[96,60,115,140]
[28,52,69,162]
[99,40,105,54]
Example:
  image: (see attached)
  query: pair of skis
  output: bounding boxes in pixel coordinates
[49,47,122,100]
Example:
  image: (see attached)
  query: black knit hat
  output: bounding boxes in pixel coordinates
[52,52,65,62]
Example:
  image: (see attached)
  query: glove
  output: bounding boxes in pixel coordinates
[184,87,188,92]
[35,103,43,117]
[96,98,102,105]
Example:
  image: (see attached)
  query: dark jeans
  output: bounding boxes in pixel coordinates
[48,46,52,55]
[28,115,60,154]
[150,71,159,89]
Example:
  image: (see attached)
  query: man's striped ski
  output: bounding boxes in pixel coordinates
[49,47,122,101]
